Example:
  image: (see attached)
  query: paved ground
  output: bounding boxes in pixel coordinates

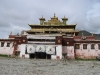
[0,57,100,75]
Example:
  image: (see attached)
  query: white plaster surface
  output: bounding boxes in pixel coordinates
[55,45,62,59]
[75,43,100,59]
[19,44,29,58]
[62,46,74,59]
[0,42,14,55]
[19,44,62,59]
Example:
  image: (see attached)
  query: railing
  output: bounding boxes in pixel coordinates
[27,36,55,39]
[30,29,74,31]
[28,41,55,44]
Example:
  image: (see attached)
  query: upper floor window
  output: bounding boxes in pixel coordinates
[83,44,87,49]
[7,43,10,47]
[12,43,14,47]
[91,44,95,49]
[75,44,80,49]
[1,42,4,47]
[98,44,100,50]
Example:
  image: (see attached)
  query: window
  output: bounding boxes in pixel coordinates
[91,44,95,49]
[1,42,4,47]
[7,43,10,47]
[98,44,100,50]
[12,43,14,47]
[75,44,80,49]
[83,44,87,49]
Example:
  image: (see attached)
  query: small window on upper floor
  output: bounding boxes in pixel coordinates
[7,43,10,47]
[98,44,100,50]
[91,44,95,49]
[75,44,80,49]
[83,44,87,49]
[1,42,4,47]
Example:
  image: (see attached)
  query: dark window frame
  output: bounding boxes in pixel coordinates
[1,42,4,47]
[83,44,87,49]
[7,43,10,47]
[91,44,95,49]
[75,44,80,49]
[98,44,100,50]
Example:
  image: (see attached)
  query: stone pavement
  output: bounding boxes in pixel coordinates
[0,57,100,75]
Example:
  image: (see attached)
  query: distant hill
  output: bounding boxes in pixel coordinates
[78,30,100,40]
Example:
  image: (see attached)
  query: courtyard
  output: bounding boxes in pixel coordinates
[0,57,100,75]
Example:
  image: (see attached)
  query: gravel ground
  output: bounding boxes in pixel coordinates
[0,57,100,75]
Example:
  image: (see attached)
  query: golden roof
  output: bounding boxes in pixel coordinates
[26,14,79,35]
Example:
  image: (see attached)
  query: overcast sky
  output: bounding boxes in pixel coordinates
[0,0,100,38]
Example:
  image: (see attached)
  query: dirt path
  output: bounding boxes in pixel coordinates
[0,57,100,75]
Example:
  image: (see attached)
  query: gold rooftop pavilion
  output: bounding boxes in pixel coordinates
[26,14,79,36]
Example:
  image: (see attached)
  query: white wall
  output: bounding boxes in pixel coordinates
[66,46,74,59]
[19,44,29,58]
[56,45,62,59]
[51,45,62,59]
[0,42,14,55]
[75,43,100,59]
[62,46,74,59]
[19,44,62,59]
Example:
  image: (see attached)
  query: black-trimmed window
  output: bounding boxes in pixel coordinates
[1,42,4,47]
[75,44,80,49]
[91,44,95,49]
[7,43,10,47]
[98,44,100,50]
[83,44,87,49]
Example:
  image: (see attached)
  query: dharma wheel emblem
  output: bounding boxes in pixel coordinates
[27,45,35,53]
[46,46,55,55]
[67,42,69,44]
[39,47,42,51]
[30,48,32,51]
[58,40,61,43]
[48,48,52,52]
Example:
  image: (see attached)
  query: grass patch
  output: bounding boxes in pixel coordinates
[0,54,8,57]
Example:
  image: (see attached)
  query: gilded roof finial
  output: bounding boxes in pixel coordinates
[62,15,68,20]
[64,15,65,18]
[42,15,43,18]
[54,13,56,17]
[21,30,24,36]
[92,33,94,36]
[39,15,45,20]
[10,31,12,35]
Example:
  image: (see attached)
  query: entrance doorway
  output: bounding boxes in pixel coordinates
[46,54,51,59]
[29,53,35,59]
[29,52,51,59]
[35,52,46,59]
